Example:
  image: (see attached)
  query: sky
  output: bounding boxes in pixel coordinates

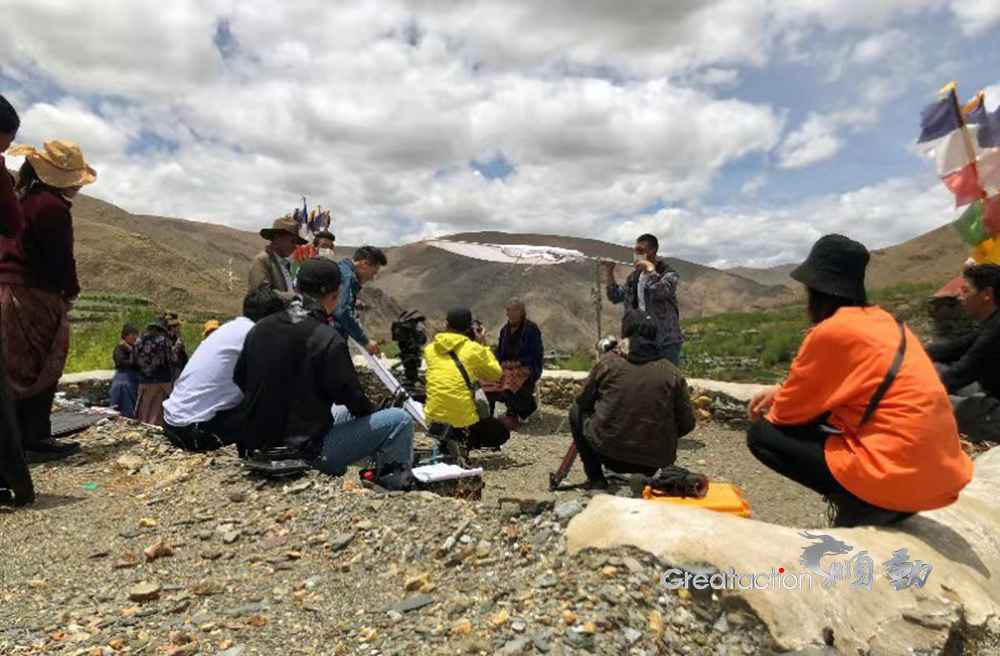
[2,0,999,269]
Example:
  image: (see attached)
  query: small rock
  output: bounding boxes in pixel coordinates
[405,573,429,592]
[356,520,373,531]
[491,609,510,627]
[450,617,472,635]
[649,610,663,638]
[601,566,618,578]
[713,615,729,634]
[217,647,246,656]
[391,594,436,614]
[531,633,552,653]
[138,518,157,528]
[497,492,556,516]
[228,491,248,503]
[193,581,223,596]
[512,620,527,633]
[538,574,558,588]
[387,610,404,623]
[143,540,174,561]
[500,637,529,654]
[221,530,241,545]
[562,610,576,625]
[553,499,583,521]
[328,533,355,552]
[623,627,642,645]
[284,480,312,494]
[128,582,161,603]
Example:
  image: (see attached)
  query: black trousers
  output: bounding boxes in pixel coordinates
[164,407,243,453]
[487,379,539,420]
[569,404,657,482]
[746,419,900,515]
[0,334,33,503]
[15,384,57,447]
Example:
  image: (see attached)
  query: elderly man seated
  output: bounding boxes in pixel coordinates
[481,297,544,431]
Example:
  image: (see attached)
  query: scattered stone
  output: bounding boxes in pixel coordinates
[714,614,730,634]
[228,491,248,503]
[497,492,556,516]
[500,637,529,654]
[391,594,436,614]
[554,499,583,521]
[649,610,663,638]
[128,582,161,603]
[405,573,429,591]
[143,540,174,561]
[623,627,642,645]
[328,532,355,552]
[531,633,552,653]
[138,518,157,528]
[221,530,241,545]
[491,609,510,627]
[450,618,473,635]
[193,581,223,596]
[284,480,313,494]
[562,610,577,625]
[512,620,527,633]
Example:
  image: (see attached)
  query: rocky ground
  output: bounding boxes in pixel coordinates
[1,404,994,656]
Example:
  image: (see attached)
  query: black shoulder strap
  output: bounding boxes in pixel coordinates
[860,319,907,427]
[448,350,475,392]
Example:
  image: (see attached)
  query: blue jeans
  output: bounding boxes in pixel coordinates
[661,343,682,367]
[310,408,414,476]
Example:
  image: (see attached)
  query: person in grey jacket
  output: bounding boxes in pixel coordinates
[605,233,682,365]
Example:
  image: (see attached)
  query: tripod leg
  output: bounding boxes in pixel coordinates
[548,442,578,490]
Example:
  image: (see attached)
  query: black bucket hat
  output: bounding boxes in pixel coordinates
[446,307,473,333]
[791,234,869,302]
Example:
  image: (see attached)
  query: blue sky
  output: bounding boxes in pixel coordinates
[1,0,999,268]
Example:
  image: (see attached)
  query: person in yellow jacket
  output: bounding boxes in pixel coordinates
[424,307,510,454]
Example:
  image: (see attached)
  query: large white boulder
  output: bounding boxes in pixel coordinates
[565,449,1000,653]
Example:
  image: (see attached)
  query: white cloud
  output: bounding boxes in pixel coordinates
[740,174,767,198]
[948,0,1000,36]
[0,0,983,263]
[609,176,954,268]
[777,114,842,169]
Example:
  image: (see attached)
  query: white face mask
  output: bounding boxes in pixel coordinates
[317,248,335,260]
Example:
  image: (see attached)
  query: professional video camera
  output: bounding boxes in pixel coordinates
[390,310,427,402]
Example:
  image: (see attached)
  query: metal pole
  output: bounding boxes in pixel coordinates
[594,261,602,354]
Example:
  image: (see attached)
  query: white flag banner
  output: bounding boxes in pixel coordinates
[427,240,588,266]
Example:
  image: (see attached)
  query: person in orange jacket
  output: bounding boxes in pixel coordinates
[746,234,973,528]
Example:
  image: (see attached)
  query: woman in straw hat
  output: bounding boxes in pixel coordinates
[0,93,34,505]
[0,139,97,462]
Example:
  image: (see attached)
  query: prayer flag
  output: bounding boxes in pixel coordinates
[918,90,962,143]
[942,162,983,207]
[972,237,1000,264]
[985,195,1000,234]
[977,149,1000,190]
[953,200,991,245]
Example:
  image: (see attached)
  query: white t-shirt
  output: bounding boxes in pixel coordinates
[163,317,254,426]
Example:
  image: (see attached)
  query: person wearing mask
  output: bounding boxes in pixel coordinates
[0,93,33,504]
[0,140,97,462]
[570,311,696,490]
[313,230,336,260]
[605,233,683,366]
[248,216,307,296]
[234,259,414,481]
[483,297,544,431]
[926,263,1000,442]
[163,288,284,451]
[746,235,973,528]
[334,245,387,356]
[425,307,508,457]
[110,323,141,419]
[134,317,178,426]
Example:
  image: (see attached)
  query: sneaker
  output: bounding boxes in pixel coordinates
[24,439,81,464]
[583,478,609,491]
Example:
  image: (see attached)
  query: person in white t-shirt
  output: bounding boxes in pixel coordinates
[162,288,284,451]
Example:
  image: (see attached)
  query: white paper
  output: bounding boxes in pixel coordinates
[411,462,485,483]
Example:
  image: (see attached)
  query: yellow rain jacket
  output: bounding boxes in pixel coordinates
[424,331,502,428]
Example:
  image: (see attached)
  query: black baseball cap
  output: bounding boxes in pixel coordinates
[447,307,473,332]
[297,258,342,294]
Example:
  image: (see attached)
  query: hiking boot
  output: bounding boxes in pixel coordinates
[24,439,81,464]
[825,493,911,528]
[503,415,519,432]
[583,478,609,492]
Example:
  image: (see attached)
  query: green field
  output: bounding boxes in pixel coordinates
[551,282,942,382]
[65,283,944,381]
[65,293,228,374]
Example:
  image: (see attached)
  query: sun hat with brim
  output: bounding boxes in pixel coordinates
[202,320,220,339]
[260,217,308,245]
[790,234,870,302]
[7,140,97,188]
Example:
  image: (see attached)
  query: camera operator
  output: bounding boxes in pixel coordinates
[424,308,509,457]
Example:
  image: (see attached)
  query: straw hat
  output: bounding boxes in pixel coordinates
[260,217,307,245]
[8,140,97,189]
[202,320,220,339]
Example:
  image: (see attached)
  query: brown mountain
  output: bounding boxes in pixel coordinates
[729,225,968,290]
[372,232,793,349]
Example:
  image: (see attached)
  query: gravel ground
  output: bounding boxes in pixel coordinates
[0,407,988,655]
